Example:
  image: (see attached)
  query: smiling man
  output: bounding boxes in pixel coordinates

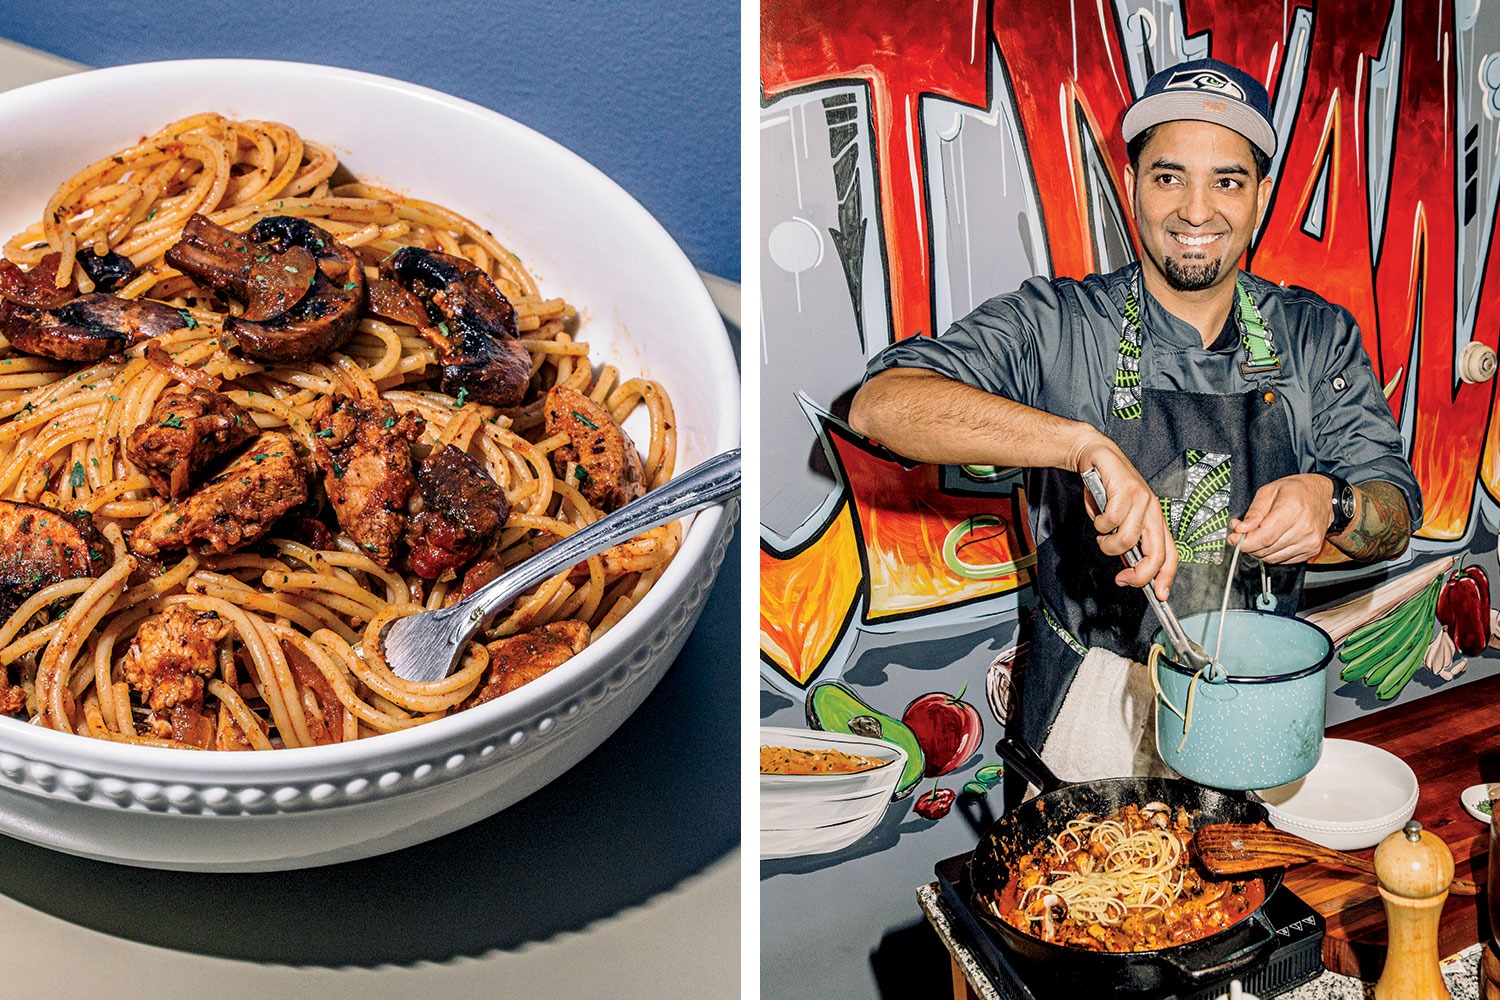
[848,58,1420,773]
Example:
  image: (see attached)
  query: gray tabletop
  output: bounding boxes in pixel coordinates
[0,38,741,1000]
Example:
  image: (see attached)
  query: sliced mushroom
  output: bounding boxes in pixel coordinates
[164,213,363,362]
[365,275,431,328]
[0,292,185,361]
[0,500,107,618]
[0,253,73,309]
[0,250,137,308]
[381,247,532,406]
[76,249,137,293]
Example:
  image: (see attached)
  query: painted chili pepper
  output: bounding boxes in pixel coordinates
[913,786,956,820]
[1436,555,1490,656]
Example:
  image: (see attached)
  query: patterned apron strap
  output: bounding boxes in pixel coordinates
[1110,268,1281,421]
[1039,603,1089,658]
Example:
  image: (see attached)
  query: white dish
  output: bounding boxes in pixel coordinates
[1250,738,1418,850]
[1461,783,1495,824]
[0,59,738,871]
[760,726,906,860]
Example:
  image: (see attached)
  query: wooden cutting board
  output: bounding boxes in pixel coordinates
[1280,671,1500,979]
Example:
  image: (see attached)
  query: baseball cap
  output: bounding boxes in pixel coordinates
[1121,58,1276,158]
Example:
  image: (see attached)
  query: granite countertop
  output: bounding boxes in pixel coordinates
[917,882,1481,999]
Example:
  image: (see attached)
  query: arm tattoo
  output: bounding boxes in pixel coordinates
[1331,480,1412,562]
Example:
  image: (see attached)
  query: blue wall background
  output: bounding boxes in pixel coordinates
[2,0,740,281]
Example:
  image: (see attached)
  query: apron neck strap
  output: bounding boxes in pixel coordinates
[1111,267,1281,422]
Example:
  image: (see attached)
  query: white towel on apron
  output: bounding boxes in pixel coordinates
[1037,646,1176,783]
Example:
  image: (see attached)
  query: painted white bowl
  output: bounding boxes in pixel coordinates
[0,60,738,871]
[760,726,906,860]
[1250,738,1419,851]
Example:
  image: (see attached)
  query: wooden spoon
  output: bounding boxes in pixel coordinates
[1194,823,1479,896]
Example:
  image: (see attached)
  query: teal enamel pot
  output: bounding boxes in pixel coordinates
[1153,610,1331,790]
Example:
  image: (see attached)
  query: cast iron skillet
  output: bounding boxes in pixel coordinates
[967,736,1283,995]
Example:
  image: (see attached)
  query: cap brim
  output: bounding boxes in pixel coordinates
[1123,92,1276,158]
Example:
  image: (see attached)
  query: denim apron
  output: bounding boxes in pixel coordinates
[1019,267,1304,751]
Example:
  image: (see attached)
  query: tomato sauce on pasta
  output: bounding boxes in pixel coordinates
[0,113,677,750]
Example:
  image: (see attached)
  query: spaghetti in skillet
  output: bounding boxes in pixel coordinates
[984,803,1263,952]
[0,113,678,750]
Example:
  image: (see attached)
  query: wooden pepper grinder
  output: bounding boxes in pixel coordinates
[1374,819,1453,1000]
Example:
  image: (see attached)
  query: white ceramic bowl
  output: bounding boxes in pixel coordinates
[760,726,906,860]
[0,60,738,871]
[1250,738,1419,850]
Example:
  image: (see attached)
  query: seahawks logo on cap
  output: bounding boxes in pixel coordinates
[1162,69,1246,101]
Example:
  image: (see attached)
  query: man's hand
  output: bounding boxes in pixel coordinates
[1228,473,1333,563]
[1073,436,1177,600]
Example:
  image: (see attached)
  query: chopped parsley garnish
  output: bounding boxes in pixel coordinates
[570,409,598,430]
[382,416,396,428]
[573,466,591,485]
[69,461,85,489]
[437,321,451,338]
[284,265,299,274]
[453,387,469,407]
[344,281,359,291]
[315,428,334,438]
[252,452,267,463]
[160,413,185,428]
[177,309,199,329]
[331,461,344,480]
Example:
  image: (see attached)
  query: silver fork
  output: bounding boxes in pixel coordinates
[380,448,741,682]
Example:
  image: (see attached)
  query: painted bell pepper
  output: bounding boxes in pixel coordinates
[1437,556,1490,656]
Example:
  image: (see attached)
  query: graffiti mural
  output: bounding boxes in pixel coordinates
[761,0,1500,697]
[761,2,1500,997]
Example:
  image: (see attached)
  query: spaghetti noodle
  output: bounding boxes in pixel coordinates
[988,803,1263,951]
[0,113,678,750]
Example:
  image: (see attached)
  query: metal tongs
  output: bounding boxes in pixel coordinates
[1080,468,1216,671]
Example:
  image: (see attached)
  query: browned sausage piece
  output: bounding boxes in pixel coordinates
[310,396,425,567]
[544,385,645,512]
[461,620,590,709]
[129,431,308,556]
[120,605,229,748]
[406,445,508,581]
[125,386,257,499]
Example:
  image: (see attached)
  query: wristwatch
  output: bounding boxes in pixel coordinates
[1323,472,1356,535]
